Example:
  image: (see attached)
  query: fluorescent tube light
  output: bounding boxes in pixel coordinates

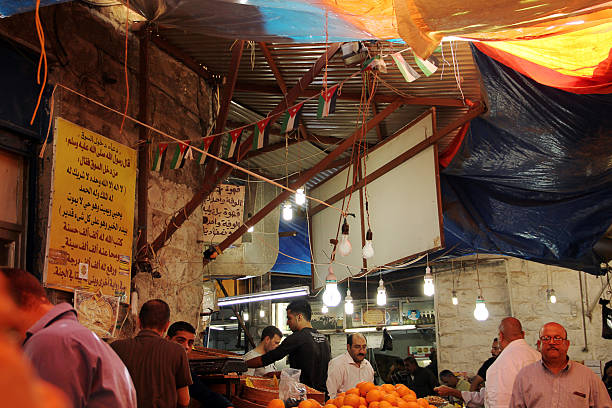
[344,324,416,333]
[345,327,378,333]
[217,286,309,307]
[386,324,416,331]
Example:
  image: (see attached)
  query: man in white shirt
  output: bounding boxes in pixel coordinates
[326,333,375,398]
[243,326,282,377]
[485,317,540,407]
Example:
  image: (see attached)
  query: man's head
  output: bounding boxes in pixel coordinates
[0,268,52,336]
[139,299,171,334]
[537,322,569,364]
[286,300,311,332]
[167,321,196,352]
[439,370,458,387]
[404,356,418,373]
[260,325,283,353]
[498,317,525,350]
[346,333,367,364]
[491,337,501,357]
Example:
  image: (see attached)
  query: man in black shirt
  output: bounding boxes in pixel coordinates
[469,337,500,391]
[393,356,438,398]
[246,299,331,393]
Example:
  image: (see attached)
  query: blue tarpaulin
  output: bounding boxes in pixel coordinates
[438,45,612,275]
[0,0,71,18]
[270,216,312,276]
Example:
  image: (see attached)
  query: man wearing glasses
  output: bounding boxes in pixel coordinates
[509,322,612,407]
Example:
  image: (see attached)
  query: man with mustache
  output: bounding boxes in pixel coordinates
[326,333,374,398]
[509,322,612,407]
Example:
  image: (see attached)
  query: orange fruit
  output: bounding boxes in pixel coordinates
[402,393,417,403]
[381,384,395,393]
[366,389,383,404]
[359,383,376,397]
[333,396,345,408]
[308,400,322,408]
[396,400,409,408]
[268,399,285,408]
[395,385,409,397]
[382,394,397,406]
[347,388,360,396]
[359,397,367,406]
[368,402,380,408]
[299,401,314,408]
[379,401,393,408]
[344,394,361,408]
[405,403,419,408]
[341,406,354,408]
[359,405,368,408]
[416,399,428,408]
[324,405,336,408]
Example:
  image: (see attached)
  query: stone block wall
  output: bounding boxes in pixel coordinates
[434,256,611,376]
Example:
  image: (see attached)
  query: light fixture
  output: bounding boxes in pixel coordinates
[362,229,374,259]
[243,311,249,321]
[345,327,377,333]
[344,288,354,315]
[345,324,416,333]
[282,203,293,221]
[474,295,489,321]
[337,218,352,256]
[295,187,306,205]
[547,289,557,304]
[322,265,342,307]
[376,278,386,306]
[322,305,329,314]
[247,225,254,232]
[259,308,265,318]
[424,266,435,297]
[452,290,458,305]
[217,286,309,306]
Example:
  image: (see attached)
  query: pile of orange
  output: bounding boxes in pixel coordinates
[266,382,434,408]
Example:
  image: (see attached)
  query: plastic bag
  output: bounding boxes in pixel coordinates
[279,368,307,407]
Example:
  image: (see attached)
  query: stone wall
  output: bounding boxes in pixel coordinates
[434,256,612,375]
[0,2,215,336]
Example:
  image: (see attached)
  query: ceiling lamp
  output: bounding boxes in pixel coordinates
[547,288,557,304]
[362,229,374,259]
[452,290,458,305]
[259,308,265,318]
[217,286,309,306]
[344,287,354,315]
[423,266,435,297]
[337,218,352,256]
[376,278,387,306]
[322,264,342,307]
[322,305,329,314]
[295,187,306,205]
[282,203,293,221]
[473,295,489,321]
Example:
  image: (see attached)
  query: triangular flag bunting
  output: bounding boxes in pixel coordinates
[414,53,439,76]
[152,143,168,172]
[281,102,304,134]
[317,84,339,119]
[391,52,420,83]
[184,145,194,161]
[169,141,190,169]
[225,127,243,159]
[253,118,271,150]
[362,55,387,73]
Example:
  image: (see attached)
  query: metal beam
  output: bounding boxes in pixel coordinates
[149,43,341,254]
[310,101,486,215]
[234,82,465,107]
[208,99,403,260]
[136,25,150,262]
[149,41,244,254]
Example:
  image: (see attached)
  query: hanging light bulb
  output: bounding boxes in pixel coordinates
[344,288,354,315]
[362,229,374,259]
[473,295,489,321]
[337,219,352,256]
[548,289,557,304]
[322,305,329,314]
[376,278,387,306]
[247,225,254,232]
[452,290,458,305]
[259,308,265,318]
[282,203,293,221]
[423,266,435,297]
[322,265,342,307]
[295,187,306,205]
[243,311,249,322]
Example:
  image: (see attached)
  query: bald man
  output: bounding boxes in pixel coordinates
[326,333,374,398]
[485,317,541,407]
[510,322,612,407]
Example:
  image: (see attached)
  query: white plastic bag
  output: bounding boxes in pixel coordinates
[279,368,307,407]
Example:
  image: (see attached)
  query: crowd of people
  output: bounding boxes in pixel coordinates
[1,267,611,408]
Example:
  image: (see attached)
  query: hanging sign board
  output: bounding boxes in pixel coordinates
[202,184,245,244]
[44,118,136,303]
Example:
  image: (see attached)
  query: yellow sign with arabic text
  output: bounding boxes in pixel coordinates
[44,118,136,302]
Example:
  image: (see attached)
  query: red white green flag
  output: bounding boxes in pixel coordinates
[281,102,304,134]
[414,53,439,77]
[317,84,339,119]
[224,127,243,159]
[391,52,420,82]
[169,141,190,169]
[152,143,168,172]
[253,118,271,150]
[362,55,387,73]
[193,137,214,165]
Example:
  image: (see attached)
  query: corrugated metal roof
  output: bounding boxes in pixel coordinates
[157,29,482,180]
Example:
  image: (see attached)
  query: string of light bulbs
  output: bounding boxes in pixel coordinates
[473,253,489,321]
